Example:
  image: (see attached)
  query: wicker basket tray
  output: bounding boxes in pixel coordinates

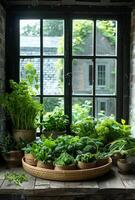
[22,157,112,181]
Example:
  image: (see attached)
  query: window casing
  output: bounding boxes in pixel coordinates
[6,8,131,124]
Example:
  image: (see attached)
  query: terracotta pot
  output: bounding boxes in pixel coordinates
[78,161,96,169]
[117,159,131,174]
[96,158,108,167]
[43,131,66,138]
[55,164,77,170]
[13,129,36,143]
[2,150,24,168]
[25,153,37,166]
[37,160,54,169]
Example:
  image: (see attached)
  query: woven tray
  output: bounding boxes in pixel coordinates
[22,157,112,181]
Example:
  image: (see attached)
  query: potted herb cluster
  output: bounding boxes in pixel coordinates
[0,63,42,143]
[0,133,25,168]
[42,108,69,138]
[76,153,96,169]
[55,152,76,170]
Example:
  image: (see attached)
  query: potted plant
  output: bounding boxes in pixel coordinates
[0,80,42,143]
[36,150,54,169]
[76,153,96,169]
[42,107,69,138]
[95,152,109,167]
[35,137,55,169]
[95,117,131,145]
[108,137,135,173]
[23,143,37,166]
[0,133,24,168]
[54,152,76,170]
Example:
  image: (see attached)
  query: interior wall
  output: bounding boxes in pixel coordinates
[0,3,5,135]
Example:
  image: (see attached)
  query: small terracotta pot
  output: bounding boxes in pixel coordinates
[96,158,108,167]
[13,129,36,143]
[78,161,96,169]
[43,131,66,138]
[25,153,37,166]
[37,160,54,169]
[117,159,131,174]
[55,164,77,170]
[2,150,24,168]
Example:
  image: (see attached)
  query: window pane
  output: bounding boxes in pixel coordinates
[43,97,64,113]
[43,58,64,95]
[96,59,117,95]
[43,20,64,55]
[95,98,116,118]
[72,59,93,95]
[96,20,117,56]
[72,97,93,123]
[20,20,40,56]
[72,20,94,56]
[20,58,40,94]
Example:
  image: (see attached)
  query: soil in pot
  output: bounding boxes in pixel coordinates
[117,159,131,174]
[78,161,96,169]
[25,153,37,166]
[13,129,36,143]
[2,150,24,168]
[96,158,108,167]
[55,164,77,170]
[37,161,54,169]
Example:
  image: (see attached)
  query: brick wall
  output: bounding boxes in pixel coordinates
[0,3,5,135]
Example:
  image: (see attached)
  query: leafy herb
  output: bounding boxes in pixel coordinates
[0,64,42,130]
[55,152,75,166]
[76,153,95,163]
[5,173,28,186]
[42,108,69,132]
[71,116,96,137]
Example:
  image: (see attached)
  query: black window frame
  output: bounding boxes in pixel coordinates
[5,6,131,124]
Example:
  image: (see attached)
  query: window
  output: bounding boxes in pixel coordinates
[97,65,106,86]
[6,10,129,124]
[20,19,65,115]
[19,19,117,121]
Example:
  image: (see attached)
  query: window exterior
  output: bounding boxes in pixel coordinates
[97,65,106,86]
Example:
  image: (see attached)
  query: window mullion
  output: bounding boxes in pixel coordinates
[93,19,96,118]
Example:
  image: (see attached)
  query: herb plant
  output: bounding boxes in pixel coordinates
[95,117,131,144]
[71,116,96,137]
[55,152,75,166]
[76,153,95,163]
[5,172,28,186]
[42,108,69,132]
[0,80,42,130]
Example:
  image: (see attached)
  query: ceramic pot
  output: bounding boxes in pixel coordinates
[13,129,36,143]
[37,160,54,169]
[25,153,37,166]
[55,164,76,170]
[78,161,96,169]
[2,150,24,168]
[117,159,131,174]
